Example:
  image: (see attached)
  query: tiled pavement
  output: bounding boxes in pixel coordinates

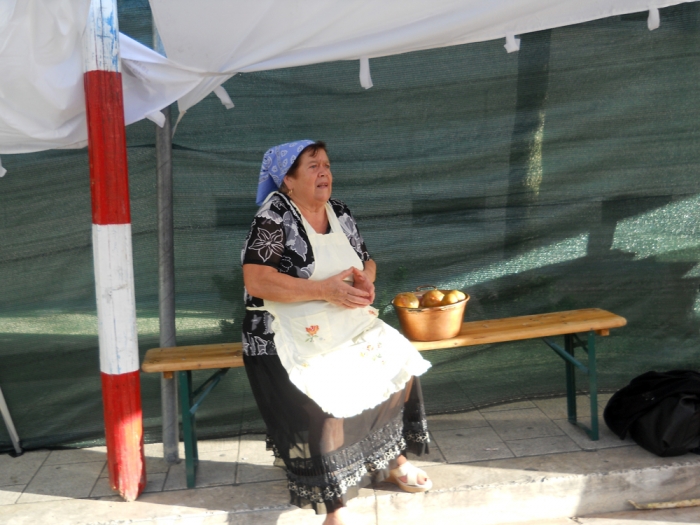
[0,393,630,505]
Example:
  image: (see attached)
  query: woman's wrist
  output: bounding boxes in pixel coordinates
[363,260,377,283]
[313,279,328,302]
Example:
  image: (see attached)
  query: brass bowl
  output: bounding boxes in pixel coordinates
[392,287,470,342]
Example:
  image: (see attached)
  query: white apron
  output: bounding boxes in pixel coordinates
[249,198,430,418]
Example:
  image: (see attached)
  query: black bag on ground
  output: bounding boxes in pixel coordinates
[603,370,700,457]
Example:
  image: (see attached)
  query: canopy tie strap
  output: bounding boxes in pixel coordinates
[213,85,235,109]
[360,57,373,89]
[648,8,660,31]
[146,110,166,127]
[504,33,520,53]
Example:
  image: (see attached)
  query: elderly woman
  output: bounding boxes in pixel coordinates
[241,140,431,524]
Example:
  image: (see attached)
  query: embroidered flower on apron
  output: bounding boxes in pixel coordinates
[305,325,321,342]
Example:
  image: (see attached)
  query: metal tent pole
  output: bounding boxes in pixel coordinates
[0,386,21,455]
[153,23,179,465]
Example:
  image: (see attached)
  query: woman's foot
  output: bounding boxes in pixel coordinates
[386,455,432,493]
[395,455,429,486]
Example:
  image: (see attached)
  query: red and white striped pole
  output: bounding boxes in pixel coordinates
[82,0,146,501]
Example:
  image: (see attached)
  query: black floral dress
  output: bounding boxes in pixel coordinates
[241,192,429,514]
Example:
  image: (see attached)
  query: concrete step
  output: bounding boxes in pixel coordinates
[2,446,699,525]
[520,506,700,525]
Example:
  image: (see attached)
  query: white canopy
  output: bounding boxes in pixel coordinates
[0,0,695,155]
[0,0,224,154]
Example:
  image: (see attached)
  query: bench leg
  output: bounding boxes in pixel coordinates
[564,334,577,424]
[587,331,599,441]
[554,333,599,441]
[178,370,199,488]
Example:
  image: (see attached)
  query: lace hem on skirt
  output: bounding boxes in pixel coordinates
[267,412,429,512]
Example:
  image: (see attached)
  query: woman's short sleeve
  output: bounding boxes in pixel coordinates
[241,216,286,269]
[331,199,371,262]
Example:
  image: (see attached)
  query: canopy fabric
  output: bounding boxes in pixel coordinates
[0,0,697,154]
[0,0,91,153]
[2,2,700,452]
[151,0,695,113]
[0,0,222,154]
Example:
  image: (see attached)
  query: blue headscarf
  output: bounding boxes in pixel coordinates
[256,140,315,205]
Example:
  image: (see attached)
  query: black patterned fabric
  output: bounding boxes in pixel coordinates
[240,192,370,356]
[243,354,429,514]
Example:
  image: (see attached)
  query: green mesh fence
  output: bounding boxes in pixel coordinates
[1,2,700,452]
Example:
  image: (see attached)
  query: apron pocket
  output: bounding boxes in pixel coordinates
[289,311,335,357]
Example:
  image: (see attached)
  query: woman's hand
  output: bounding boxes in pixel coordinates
[320,268,371,309]
[243,259,377,307]
[351,267,375,304]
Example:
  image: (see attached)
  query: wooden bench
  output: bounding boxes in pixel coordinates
[142,307,626,488]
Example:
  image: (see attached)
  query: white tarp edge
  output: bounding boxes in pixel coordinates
[151,0,699,114]
[1,0,697,155]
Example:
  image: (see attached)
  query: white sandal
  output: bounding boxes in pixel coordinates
[386,461,432,493]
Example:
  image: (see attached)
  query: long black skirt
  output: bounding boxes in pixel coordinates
[243,353,429,514]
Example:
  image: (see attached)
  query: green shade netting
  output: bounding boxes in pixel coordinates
[1,2,699,452]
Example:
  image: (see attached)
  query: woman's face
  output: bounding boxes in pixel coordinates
[284,148,332,206]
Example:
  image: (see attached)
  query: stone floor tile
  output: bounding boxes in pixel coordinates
[238,435,276,465]
[143,456,172,476]
[167,436,241,457]
[91,472,166,498]
[597,392,614,414]
[142,443,175,472]
[0,485,24,505]
[430,427,514,463]
[163,449,239,491]
[505,435,581,457]
[532,395,591,421]
[483,407,565,441]
[552,417,635,450]
[17,460,104,503]
[150,437,241,487]
[162,463,186,492]
[427,410,489,431]
[83,445,108,453]
[187,445,238,465]
[194,437,241,453]
[141,443,182,476]
[474,444,686,477]
[341,488,378,525]
[142,442,164,456]
[89,477,113,498]
[236,463,287,484]
[143,472,167,494]
[0,450,49,486]
[405,433,446,466]
[192,458,238,488]
[44,448,106,466]
[480,399,536,412]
